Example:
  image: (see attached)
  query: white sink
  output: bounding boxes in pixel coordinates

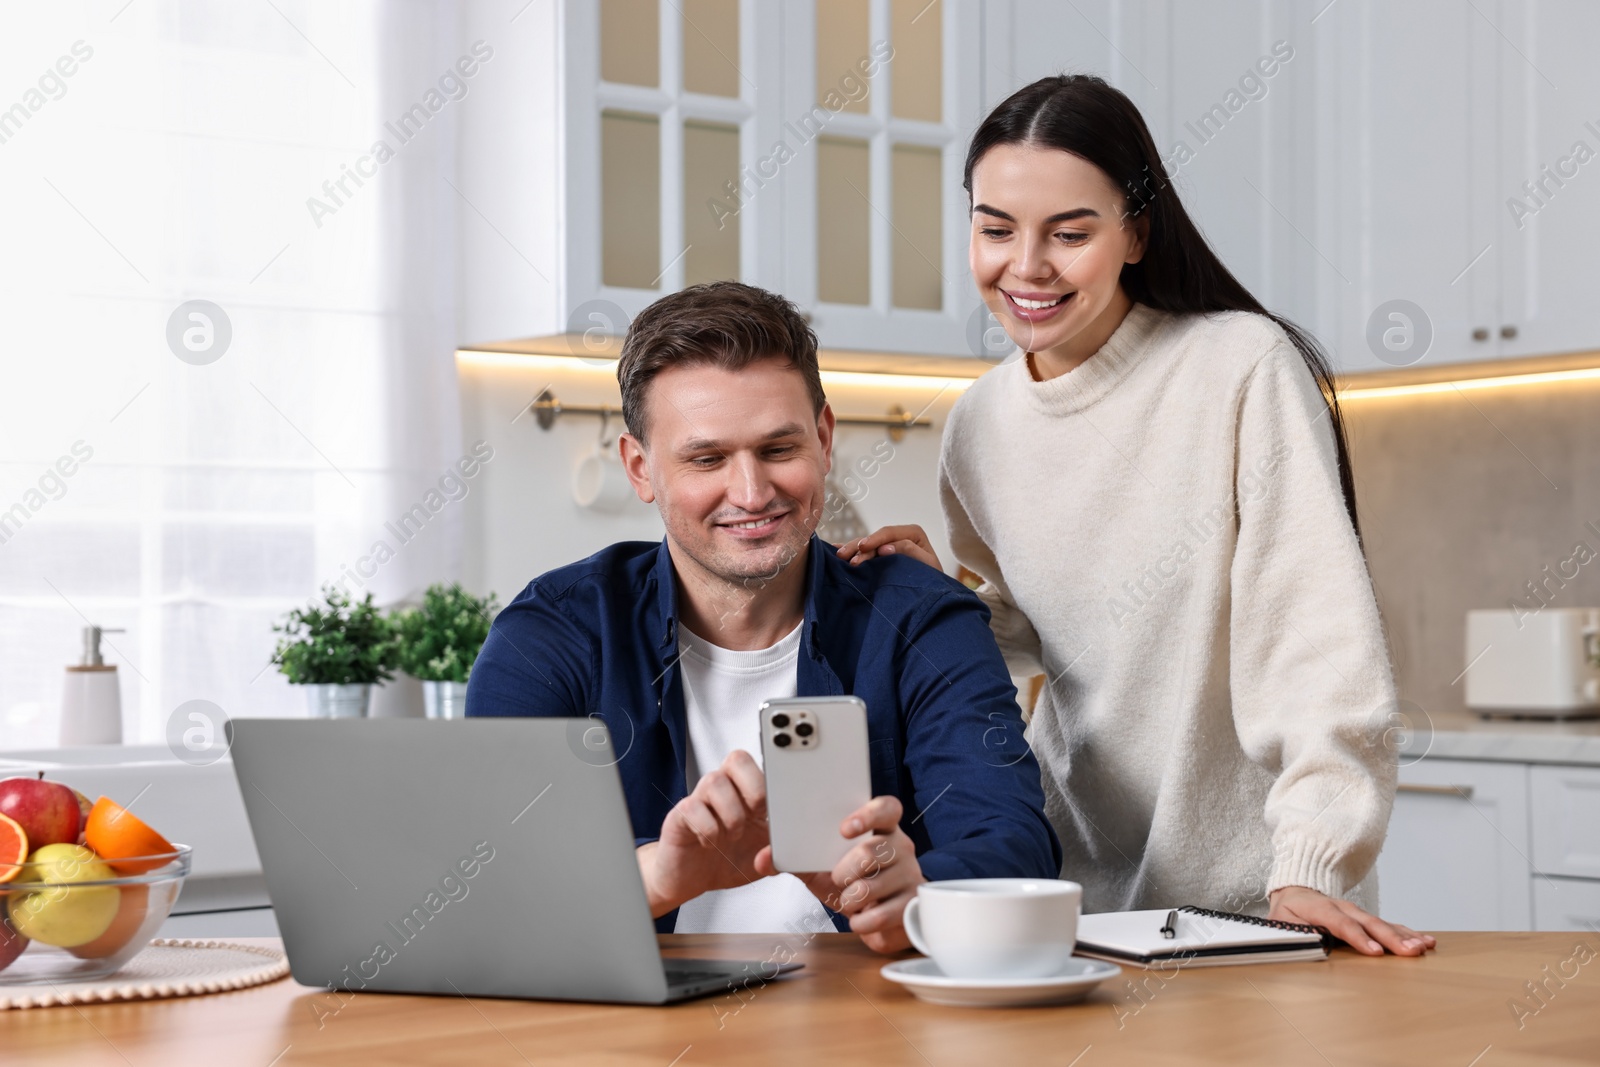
[0,743,266,913]
[0,744,182,767]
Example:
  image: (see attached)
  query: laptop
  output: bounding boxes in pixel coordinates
[228,717,802,1004]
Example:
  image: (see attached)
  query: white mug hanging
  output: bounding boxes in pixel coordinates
[572,411,635,513]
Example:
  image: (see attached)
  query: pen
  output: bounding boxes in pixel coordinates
[1160,910,1179,939]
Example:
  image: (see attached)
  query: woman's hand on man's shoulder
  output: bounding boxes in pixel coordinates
[835,525,943,572]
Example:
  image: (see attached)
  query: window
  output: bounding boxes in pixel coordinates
[0,4,463,747]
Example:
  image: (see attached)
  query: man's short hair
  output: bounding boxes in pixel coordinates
[617,281,825,444]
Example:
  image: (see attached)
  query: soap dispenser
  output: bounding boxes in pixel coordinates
[60,625,124,745]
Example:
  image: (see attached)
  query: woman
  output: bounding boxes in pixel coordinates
[840,75,1434,956]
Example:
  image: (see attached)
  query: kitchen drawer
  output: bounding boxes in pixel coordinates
[1531,766,1600,879]
[1377,759,1532,931]
[1533,876,1600,932]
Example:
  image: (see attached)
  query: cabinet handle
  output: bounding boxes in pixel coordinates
[1396,783,1475,799]
[1500,325,1517,339]
[1471,328,1490,341]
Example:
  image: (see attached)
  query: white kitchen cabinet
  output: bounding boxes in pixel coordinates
[777,0,986,354]
[1530,765,1600,880]
[563,0,783,325]
[1533,875,1600,932]
[560,0,984,355]
[1376,759,1533,931]
[1316,0,1600,373]
[508,2,1600,371]
[982,1,1600,376]
[1138,4,1322,342]
[1491,0,1600,361]
[995,2,1312,335]
[977,1,1510,375]
[1318,0,1500,373]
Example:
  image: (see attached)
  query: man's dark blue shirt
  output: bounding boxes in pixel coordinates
[466,535,1061,932]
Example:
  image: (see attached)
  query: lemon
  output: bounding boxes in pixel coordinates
[9,844,121,948]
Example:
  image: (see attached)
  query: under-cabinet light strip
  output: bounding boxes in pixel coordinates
[454,350,979,393]
[458,349,1600,401]
[1339,366,1600,400]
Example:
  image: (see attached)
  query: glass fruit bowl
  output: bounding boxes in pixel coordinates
[0,843,191,984]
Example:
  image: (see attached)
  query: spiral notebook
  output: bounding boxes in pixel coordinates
[1075,906,1331,967]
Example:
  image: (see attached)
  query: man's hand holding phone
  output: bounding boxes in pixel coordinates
[757,794,926,954]
[637,749,772,918]
[637,722,925,953]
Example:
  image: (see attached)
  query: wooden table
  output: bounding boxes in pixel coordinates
[6,933,1598,1065]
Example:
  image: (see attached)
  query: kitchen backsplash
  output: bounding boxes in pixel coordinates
[458,353,1600,721]
[1347,374,1600,717]
[456,354,965,610]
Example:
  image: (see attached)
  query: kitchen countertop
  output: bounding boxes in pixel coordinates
[1400,713,1600,767]
[6,933,1596,1066]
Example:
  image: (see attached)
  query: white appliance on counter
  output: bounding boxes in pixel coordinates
[1465,608,1600,719]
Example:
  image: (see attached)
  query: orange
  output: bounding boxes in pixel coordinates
[68,883,148,960]
[0,813,25,884]
[83,798,175,875]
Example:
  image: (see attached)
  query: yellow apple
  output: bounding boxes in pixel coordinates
[8,844,120,948]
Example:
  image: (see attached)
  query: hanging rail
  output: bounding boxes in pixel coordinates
[526,389,932,442]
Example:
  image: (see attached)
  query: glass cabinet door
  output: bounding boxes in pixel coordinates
[568,0,981,353]
[580,0,758,309]
[812,0,949,313]
[785,0,982,354]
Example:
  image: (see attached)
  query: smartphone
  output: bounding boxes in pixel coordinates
[759,695,873,874]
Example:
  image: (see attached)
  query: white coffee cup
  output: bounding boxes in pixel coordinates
[572,437,635,513]
[903,878,1081,980]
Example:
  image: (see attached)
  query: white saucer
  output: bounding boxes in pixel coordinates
[879,956,1122,1008]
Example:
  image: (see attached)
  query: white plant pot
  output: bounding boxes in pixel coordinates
[421,680,469,720]
[302,683,371,719]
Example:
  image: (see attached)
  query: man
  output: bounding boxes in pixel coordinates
[466,281,1059,952]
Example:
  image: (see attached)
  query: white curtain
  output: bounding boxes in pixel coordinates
[0,0,467,746]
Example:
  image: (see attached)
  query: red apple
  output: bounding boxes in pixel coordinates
[0,907,26,972]
[0,777,82,850]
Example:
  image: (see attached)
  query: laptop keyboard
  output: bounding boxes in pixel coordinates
[665,968,735,984]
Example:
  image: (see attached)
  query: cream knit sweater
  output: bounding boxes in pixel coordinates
[939,303,1396,916]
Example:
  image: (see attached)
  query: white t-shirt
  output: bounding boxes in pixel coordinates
[671,620,834,936]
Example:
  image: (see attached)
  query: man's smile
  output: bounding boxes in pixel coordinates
[715,511,788,540]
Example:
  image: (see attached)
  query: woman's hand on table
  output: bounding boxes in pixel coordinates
[1268,885,1436,956]
[757,794,925,954]
[835,525,943,572]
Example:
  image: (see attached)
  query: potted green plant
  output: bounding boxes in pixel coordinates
[392,583,498,719]
[273,586,396,718]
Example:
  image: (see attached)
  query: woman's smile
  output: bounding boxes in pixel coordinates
[1001,287,1076,323]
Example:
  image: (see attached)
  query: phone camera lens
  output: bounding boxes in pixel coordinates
[773,732,792,747]
[794,722,814,738]
[771,713,790,729]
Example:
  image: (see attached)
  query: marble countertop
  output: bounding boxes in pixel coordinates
[1400,713,1600,767]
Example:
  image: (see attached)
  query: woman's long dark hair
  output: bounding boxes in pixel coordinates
[964,74,1360,536]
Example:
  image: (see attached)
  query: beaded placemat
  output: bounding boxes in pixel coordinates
[0,939,290,1010]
